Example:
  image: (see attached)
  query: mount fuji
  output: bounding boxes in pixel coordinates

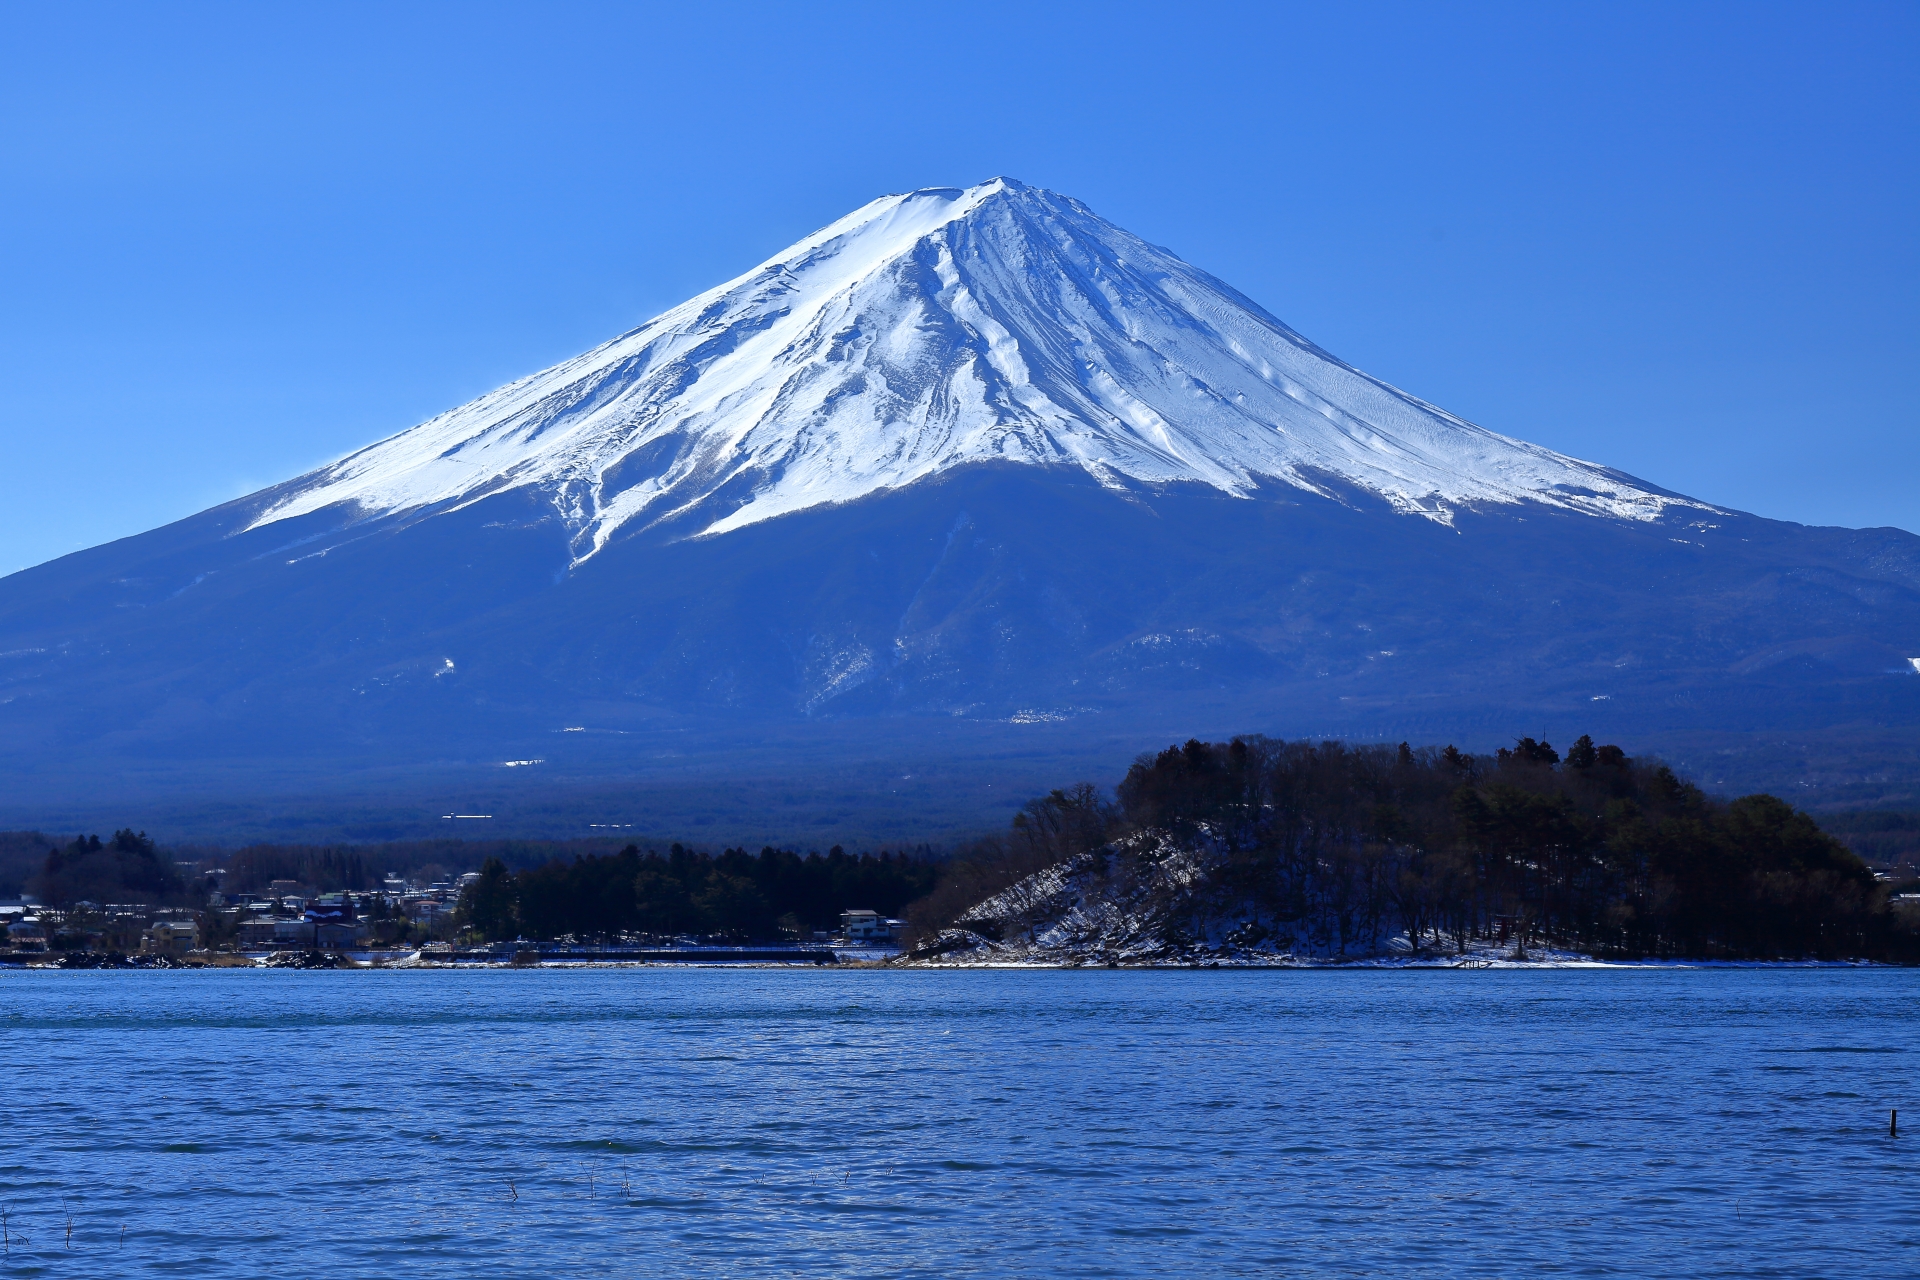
[251,178,1691,551]
[2,178,1917,837]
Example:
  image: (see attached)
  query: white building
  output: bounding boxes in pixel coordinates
[840,909,904,942]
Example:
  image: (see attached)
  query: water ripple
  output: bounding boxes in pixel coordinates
[0,968,1912,1277]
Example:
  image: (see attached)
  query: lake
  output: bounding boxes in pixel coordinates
[0,968,1912,1276]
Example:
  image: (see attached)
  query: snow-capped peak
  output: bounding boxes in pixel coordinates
[245,177,1699,561]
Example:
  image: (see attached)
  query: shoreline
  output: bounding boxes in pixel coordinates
[0,952,1896,971]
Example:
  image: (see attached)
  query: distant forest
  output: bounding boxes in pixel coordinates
[910,736,1918,961]
[23,830,199,908]
[457,845,937,941]
[1815,809,1920,872]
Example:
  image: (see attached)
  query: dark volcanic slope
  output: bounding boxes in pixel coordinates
[1,464,1916,829]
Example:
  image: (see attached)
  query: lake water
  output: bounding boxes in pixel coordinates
[0,968,1912,1277]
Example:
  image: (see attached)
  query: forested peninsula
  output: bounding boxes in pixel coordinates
[904,736,1917,965]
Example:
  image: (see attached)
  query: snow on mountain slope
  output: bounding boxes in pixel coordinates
[247,177,1701,563]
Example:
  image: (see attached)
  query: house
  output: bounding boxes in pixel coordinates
[145,919,201,956]
[277,919,317,946]
[404,897,453,923]
[100,910,152,952]
[236,916,271,947]
[302,893,367,949]
[314,921,364,949]
[304,893,355,925]
[6,917,48,950]
[839,909,901,942]
[242,918,318,948]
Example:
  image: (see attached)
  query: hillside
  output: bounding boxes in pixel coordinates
[904,736,1914,965]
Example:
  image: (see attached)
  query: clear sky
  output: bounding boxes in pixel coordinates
[2,1,1914,574]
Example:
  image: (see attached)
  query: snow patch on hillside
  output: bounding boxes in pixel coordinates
[910,830,1591,967]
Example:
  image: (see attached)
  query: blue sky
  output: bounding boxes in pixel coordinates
[2,1,1914,573]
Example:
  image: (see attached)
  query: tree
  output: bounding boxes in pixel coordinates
[32,829,185,907]
[456,857,518,941]
[696,872,771,939]
[633,863,696,935]
[1510,737,1560,766]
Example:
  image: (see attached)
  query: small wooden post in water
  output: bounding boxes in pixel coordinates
[1892,1108,1899,1138]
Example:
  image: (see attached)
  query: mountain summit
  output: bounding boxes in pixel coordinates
[252,178,1691,562]
[1,180,1916,837]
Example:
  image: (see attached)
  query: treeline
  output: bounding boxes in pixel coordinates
[458,844,939,941]
[0,832,54,899]
[213,836,652,893]
[911,736,1914,961]
[224,845,374,894]
[29,830,202,908]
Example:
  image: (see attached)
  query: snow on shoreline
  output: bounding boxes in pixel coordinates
[894,828,1887,970]
[898,941,1885,970]
[2,953,1882,971]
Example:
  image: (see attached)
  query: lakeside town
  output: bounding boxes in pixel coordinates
[0,870,909,967]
